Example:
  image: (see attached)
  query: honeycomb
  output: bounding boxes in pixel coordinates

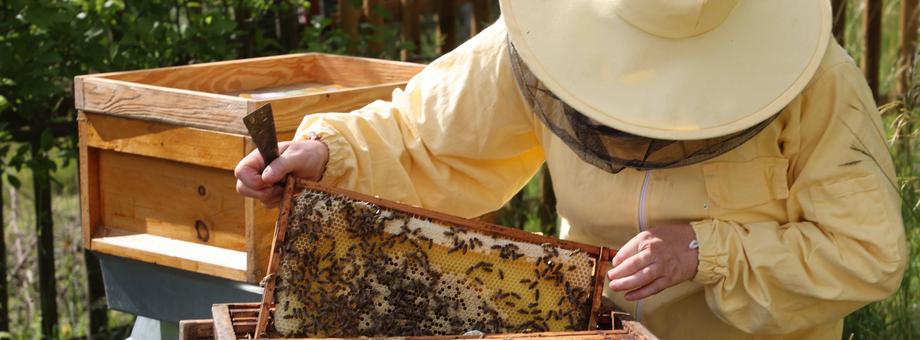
[271,188,599,337]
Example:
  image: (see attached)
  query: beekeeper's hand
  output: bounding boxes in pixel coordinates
[234,140,329,208]
[606,224,699,301]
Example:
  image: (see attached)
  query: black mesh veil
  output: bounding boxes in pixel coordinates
[508,38,777,174]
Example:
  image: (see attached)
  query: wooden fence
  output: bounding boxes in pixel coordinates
[821,0,913,102]
[326,0,915,102]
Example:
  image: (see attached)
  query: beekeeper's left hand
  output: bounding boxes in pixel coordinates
[606,224,699,301]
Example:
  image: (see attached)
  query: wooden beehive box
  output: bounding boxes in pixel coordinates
[74,53,424,283]
[177,303,658,340]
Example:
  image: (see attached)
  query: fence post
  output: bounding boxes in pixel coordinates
[470,0,491,36]
[437,0,457,54]
[832,0,848,44]
[401,0,420,61]
[339,0,361,54]
[864,0,884,101]
[898,0,918,96]
[365,0,385,56]
[31,140,57,337]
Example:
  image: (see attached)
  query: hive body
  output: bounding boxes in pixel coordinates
[273,189,599,337]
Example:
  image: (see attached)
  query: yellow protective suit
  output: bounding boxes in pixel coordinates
[294,18,907,339]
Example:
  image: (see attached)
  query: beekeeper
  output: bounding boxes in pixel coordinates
[235,0,907,338]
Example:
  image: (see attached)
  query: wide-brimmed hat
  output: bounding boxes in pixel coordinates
[500,0,832,140]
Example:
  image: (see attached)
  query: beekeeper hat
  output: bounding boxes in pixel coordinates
[500,0,832,140]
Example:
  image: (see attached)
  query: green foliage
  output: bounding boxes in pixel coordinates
[0,0,420,337]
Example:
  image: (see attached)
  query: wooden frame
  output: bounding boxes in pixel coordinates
[180,303,657,340]
[254,178,618,338]
[75,53,424,283]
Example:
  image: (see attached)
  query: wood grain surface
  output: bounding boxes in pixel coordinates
[81,112,246,170]
[97,150,247,250]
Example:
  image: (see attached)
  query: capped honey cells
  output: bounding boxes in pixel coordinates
[271,187,600,337]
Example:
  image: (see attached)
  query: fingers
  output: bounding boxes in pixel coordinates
[261,140,327,184]
[235,149,269,190]
[610,231,644,268]
[625,276,670,301]
[236,180,285,203]
[608,263,659,292]
[607,248,654,281]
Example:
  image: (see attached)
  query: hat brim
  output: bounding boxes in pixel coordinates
[501,0,832,140]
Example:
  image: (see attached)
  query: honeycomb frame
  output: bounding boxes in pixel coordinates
[255,178,616,338]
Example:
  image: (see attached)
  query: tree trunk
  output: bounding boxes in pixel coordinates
[278,0,302,52]
[0,176,8,333]
[31,140,57,338]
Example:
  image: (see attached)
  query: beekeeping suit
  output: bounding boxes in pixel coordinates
[289,1,907,338]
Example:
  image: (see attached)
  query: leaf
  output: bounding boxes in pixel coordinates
[40,129,54,150]
[6,173,20,189]
[0,95,7,112]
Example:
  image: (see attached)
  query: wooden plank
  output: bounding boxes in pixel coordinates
[78,112,101,249]
[89,54,318,94]
[74,76,85,111]
[623,321,656,340]
[255,178,297,338]
[296,180,606,254]
[97,151,247,251]
[401,0,421,61]
[864,0,884,101]
[91,232,248,282]
[179,319,215,340]
[243,138,279,283]
[832,0,848,44]
[79,77,251,134]
[252,84,406,133]
[213,304,238,340]
[588,248,616,330]
[81,112,246,170]
[310,54,424,87]
[899,0,918,95]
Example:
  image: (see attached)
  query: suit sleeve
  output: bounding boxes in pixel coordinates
[690,58,908,334]
[294,18,544,218]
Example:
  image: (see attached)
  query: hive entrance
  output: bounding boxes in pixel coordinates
[258,180,614,338]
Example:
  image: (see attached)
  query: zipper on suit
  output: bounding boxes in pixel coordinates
[634,170,652,322]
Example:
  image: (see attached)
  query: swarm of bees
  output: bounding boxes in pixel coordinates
[271,188,600,337]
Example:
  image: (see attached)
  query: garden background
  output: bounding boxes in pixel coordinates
[0,0,917,339]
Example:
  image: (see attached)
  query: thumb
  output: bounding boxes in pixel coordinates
[262,153,295,185]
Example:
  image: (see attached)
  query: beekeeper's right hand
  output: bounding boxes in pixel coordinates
[234,140,329,208]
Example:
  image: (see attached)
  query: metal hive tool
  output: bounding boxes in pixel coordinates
[255,179,616,338]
